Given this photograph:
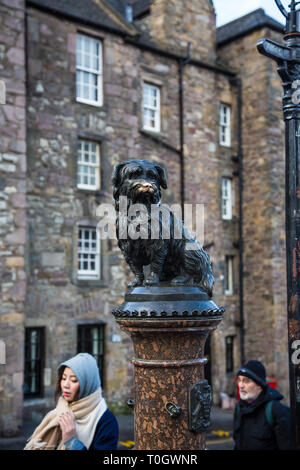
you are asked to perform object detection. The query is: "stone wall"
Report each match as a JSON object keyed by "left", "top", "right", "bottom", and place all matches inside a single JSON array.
[
  {"left": 24, "top": 2, "right": 233, "bottom": 413},
  {"left": 139, "top": 0, "right": 216, "bottom": 62},
  {"left": 0, "top": 0, "right": 26, "bottom": 436},
  {"left": 218, "top": 27, "right": 288, "bottom": 400},
  {"left": 25, "top": 6, "right": 188, "bottom": 410}
]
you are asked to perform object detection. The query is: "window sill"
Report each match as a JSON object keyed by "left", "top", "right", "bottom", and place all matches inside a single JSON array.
[
  {"left": 141, "top": 127, "right": 162, "bottom": 136},
  {"left": 23, "top": 398, "right": 46, "bottom": 407},
  {"left": 76, "top": 187, "right": 101, "bottom": 194},
  {"left": 76, "top": 98, "right": 103, "bottom": 108},
  {"left": 219, "top": 143, "right": 232, "bottom": 149},
  {"left": 139, "top": 128, "right": 179, "bottom": 154},
  {"left": 72, "top": 278, "right": 109, "bottom": 288}
]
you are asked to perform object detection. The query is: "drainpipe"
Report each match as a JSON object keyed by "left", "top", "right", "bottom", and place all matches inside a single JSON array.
[
  {"left": 236, "top": 77, "right": 245, "bottom": 365},
  {"left": 178, "top": 43, "right": 191, "bottom": 220},
  {"left": 231, "top": 76, "right": 244, "bottom": 365}
]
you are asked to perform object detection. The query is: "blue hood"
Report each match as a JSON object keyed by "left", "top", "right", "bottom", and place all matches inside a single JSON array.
[{"left": 58, "top": 353, "right": 101, "bottom": 399}]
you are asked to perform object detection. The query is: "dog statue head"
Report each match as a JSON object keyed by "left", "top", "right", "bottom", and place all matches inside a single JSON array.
[{"left": 112, "top": 159, "right": 168, "bottom": 206}]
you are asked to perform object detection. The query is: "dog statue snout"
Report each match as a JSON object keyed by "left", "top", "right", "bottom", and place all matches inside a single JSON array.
[{"left": 135, "top": 182, "right": 154, "bottom": 193}]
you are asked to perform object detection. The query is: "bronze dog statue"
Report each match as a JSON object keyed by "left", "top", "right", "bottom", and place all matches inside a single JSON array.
[{"left": 112, "top": 159, "right": 214, "bottom": 296}]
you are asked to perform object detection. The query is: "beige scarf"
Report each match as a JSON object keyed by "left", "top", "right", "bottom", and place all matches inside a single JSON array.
[{"left": 24, "top": 388, "right": 107, "bottom": 450}]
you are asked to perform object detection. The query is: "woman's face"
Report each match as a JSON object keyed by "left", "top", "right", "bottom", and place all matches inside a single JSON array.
[{"left": 60, "top": 367, "right": 80, "bottom": 402}]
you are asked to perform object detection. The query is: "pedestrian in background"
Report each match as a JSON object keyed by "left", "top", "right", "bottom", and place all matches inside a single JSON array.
[
  {"left": 233, "top": 360, "right": 291, "bottom": 450},
  {"left": 24, "top": 353, "right": 119, "bottom": 450}
]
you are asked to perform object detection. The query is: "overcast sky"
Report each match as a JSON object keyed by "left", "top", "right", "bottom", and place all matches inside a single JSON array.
[{"left": 214, "top": 0, "right": 285, "bottom": 26}]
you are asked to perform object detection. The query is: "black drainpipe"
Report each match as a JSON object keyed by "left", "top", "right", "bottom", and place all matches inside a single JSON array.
[
  {"left": 236, "top": 77, "right": 245, "bottom": 365},
  {"left": 178, "top": 43, "right": 191, "bottom": 220}
]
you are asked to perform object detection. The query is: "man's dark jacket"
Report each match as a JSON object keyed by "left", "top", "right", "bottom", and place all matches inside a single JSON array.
[{"left": 233, "top": 386, "right": 291, "bottom": 450}]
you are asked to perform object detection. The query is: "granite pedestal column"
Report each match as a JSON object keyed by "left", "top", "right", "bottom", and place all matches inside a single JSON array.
[{"left": 113, "top": 285, "right": 224, "bottom": 450}]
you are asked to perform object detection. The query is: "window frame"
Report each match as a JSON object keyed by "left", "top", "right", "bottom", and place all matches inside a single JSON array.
[
  {"left": 77, "top": 139, "right": 101, "bottom": 191},
  {"left": 24, "top": 327, "right": 45, "bottom": 398},
  {"left": 219, "top": 103, "right": 231, "bottom": 147},
  {"left": 142, "top": 82, "right": 161, "bottom": 133},
  {"left": 77, "top": 323, "right": 105, "bottom": 387},
  {"left": 76, "top": 33, "right": 103, "bottom": 107},
  {"left": 225, "top": 255, "right": 234, "bottom": 296},
  {"left": 221, "top": 177, "right": 233, "bottom": 220},
  {"left": 225, "top": 335, "right": 235, "bottom": 373},
  {"left": 77, "top": 225, "right": 101, "bottom": 280}
]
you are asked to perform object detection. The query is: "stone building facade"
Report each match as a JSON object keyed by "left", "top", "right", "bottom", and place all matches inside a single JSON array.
[
  {"left": 0, "top": 0, "right": 288, "bottom": 436},
  {"left": 0, "top": 0, "right": 27, "bottom": 437}
]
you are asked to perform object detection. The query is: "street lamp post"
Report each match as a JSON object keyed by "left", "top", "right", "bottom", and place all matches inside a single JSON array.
[{"left": 257, "top": 0, "right": 300, "bottom": 449}]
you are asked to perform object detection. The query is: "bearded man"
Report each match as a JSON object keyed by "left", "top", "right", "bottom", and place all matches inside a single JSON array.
[{"left": 233, "top": 360, "right": 291, "bottom": 450}]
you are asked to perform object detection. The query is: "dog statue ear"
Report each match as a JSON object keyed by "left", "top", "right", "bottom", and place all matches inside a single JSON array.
[
  {"left": 111, "top": 161, "right": 130, "bottom": 187},
  {"left": 154, "top": 164, "right": 168, "bottom": 190}
]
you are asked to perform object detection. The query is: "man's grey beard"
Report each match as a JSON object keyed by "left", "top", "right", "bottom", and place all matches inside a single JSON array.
[{"left": 240, "top": 390, "right": 258, "bottom": 402}]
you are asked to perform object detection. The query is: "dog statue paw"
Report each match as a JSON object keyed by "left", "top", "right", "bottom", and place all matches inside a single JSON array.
[
  {"left": 112, "top": 159, "right": 215, "bottom": 297},
  {"left": 170, "top": 275, "right": 193, "bottom": 286},
  {"left": 128, "top": 275, "right": 144, "bottom": 288},
  {"left": 144, "top": 272, "right": 160, "bottom": 286}
]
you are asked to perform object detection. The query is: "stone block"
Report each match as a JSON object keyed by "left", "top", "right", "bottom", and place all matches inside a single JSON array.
[
  {"left": 0, "top": 312, "right": 24, "bottom": 325},
  {"left": 41, "top": 252, "right": 66, "bottom": 267},
  {"left": 12, "top": 372, "right": 23, "bottom": 390},
  {"left": 5, "top": 257, "right": 24, "bottom": 268},
  {"left": 5, "top": 228, "right": 26, "bottom": 245},
  {"left": 0, "top": 80, "right": 5, "bottom": 105},
  {"left": 0, "top": 163, "right": 16, "bottom": 172},
  {"left": 10, "top": 193, "right": 26, "bottom": 208},
  {"left": 7, "top": 47, "right": 25, "bottom": 66},
  {"left": 3, "top": 153, "right": 19, "bottom": 163}
]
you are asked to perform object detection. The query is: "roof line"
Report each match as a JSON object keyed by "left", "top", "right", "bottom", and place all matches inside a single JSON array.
[
  {"left": 217, "top": 8, "right": 284, "bottom": 47},
  {"left": 96, "top": 0, "right": 139, "bottom": 35},
  {"left": 26, "top": 0, "right": 136, "bottom": 38},
  {"left": 125, "top": 36, "right": 236, "bottom": 77}
]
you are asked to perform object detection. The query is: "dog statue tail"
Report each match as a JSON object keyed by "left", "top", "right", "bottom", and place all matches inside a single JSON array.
[{"left": 184, "top": 240, "right": 214, "bottom": 297}]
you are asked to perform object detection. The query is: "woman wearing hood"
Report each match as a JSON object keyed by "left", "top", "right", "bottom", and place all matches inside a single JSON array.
[{"left": 24, "top": 353, "right": 119, "bottom": 450}]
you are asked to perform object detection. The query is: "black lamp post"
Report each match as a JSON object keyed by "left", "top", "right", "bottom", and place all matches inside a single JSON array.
[{"left": 257, "top": 0, "right": 300, "bottom": 450}]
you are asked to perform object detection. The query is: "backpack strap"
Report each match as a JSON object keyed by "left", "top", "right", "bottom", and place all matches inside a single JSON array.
[
  {"left": 265, "top": 400, "right": 274, "bottom": 427},
  {"left": 236, "top": 400, "right": 274, "bottom": 426}
]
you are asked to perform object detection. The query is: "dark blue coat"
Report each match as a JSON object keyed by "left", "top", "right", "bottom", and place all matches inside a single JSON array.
[
  {"left": 65, "top": 409, "right": 119, "bottom": 450},
  {"left": 233, "top": 386, "right": 291, "bottom": 450}
]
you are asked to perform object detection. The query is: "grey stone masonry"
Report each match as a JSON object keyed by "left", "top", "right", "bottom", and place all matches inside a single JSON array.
[{"left": 0, "top": 0, "right": 26, "bottom": 437}]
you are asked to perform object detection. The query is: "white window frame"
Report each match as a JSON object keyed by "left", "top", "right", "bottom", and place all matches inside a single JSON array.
[
  {"left": 221, "top": 177, "right": 232, "bottom": 220},
  {"left": 219, "top": 104, "right": 231, "bottom": 147},
  {"left": 225, "top": 256, "right": 234, "bottom": 296},
  {"left": 77, "top": 140, "right": 100, "bottom": 191},
  {"left": 142, "top": 82, "right": 161, "bottom": 132},
  {"left": 77, "top": 226, "right": 101, "bottom": 280},
  {"left": 76, "top": 34, "right": 103, "bottom": 106}
]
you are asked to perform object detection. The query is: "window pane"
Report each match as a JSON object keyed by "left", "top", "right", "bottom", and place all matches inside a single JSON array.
[
  {"left": 219, "top": 104, "right": 231, "bottom": 146},
  {"left": 77, "top": 325, "right": 105, "bottom": 386},
  {"left": 77, "top": 140, "right": 100, "bottom": 189},
  {"left": 24, "top": 328, "right": 44, "bottom": 397},
  {"left": 225, "top": 256, "right": 234, "bottom": 295},
  {"left": 143, "top": 84, "right": 160, "bottom": 131},
  {"left": 222, "top": 178, "right": 232, "bottom": 220},
  {"left": 226, "top": 336, "right": 234, "bottom": 373},
  {"left": 76, "top": 34, "right": 102, "bottom": 104},
  {"left": 77, "top": 226, "right": 100, "bottom": 279}
]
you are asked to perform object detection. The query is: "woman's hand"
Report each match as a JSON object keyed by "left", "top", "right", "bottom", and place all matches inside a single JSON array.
[{"left": 58, "top": 412, "right": 77, "bottom": 443}]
